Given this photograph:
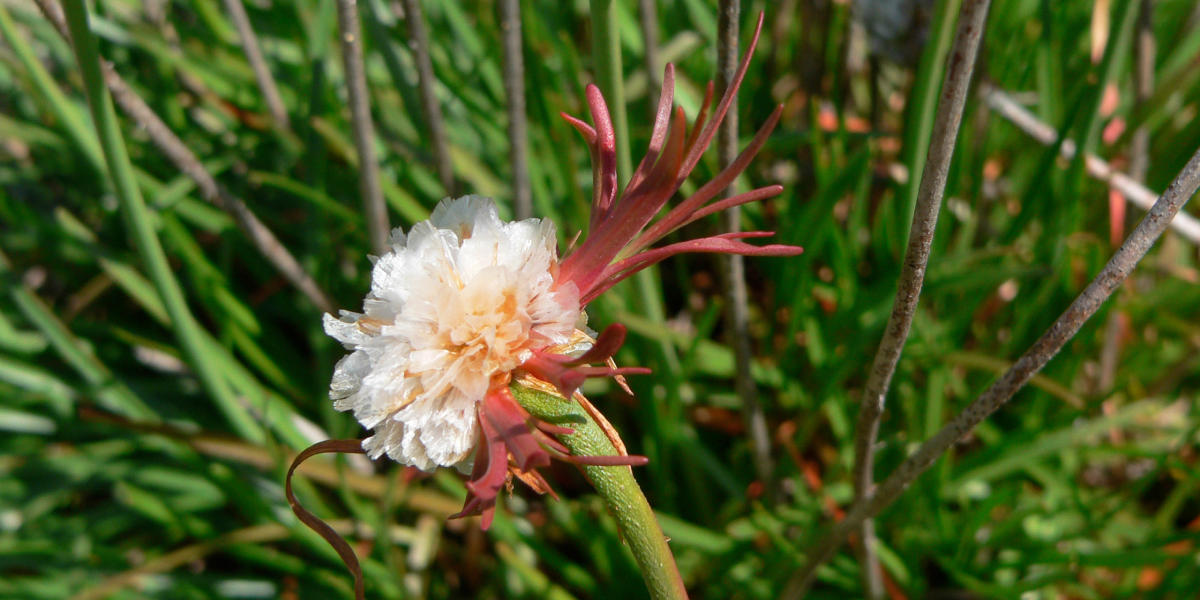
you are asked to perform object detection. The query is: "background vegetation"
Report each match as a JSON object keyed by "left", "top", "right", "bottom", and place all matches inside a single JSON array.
[{"left": 2, "top": 0, "right": 1199, "bottom": 598}]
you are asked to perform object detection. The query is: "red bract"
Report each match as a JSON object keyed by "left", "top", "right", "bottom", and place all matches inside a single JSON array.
[
  {"left": 453, "top": 12, "right": 799, "bottom": 529},
  {"left": 452, "top": 373, "right": 649, "bottom": 529},
  {"left": 558, "top": 12, "right": 802, "bottom": 305},
  {"left": 521, "top": 323, "right": 649, "bottom": 399},
  {"left": 453, "top": 387, "right": 556, "bottom": 530}
]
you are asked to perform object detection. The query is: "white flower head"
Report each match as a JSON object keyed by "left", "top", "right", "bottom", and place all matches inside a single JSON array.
[
  {"left": 324, "top": 196, "right": 581, "bottom": 470},
  {"left": 302, "top": 13, "right": 798, "bottom": 552},
  {"left": 320, "top": 18, "right": 797, "bottom": 529}
]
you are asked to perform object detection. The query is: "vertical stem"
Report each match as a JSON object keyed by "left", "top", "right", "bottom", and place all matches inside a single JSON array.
[
  {"left": 1130, "top": 0, "right": 1152, "bottom": 184},
  {"left": 222, "top": 0, "right": 290, "bottom": 130},
  {"left": 638, "top": 0, "right": 661, "bottom": 111},
  {"left": 500, "top": 0, "right": 531, "bottom": 219},
  {"left": 898, "top": 0, "right": 963, "bottom": 242},
  {"left": 401, "top": 0, "right": 456, "bottom": 198},
  {"left": 335, "top": 0, "right": 389, "bottom": 254},
  {"left": 512, "top": 386, "right": 688, "bottom": 600},
  {"left": 714, "top": 0, "right": 774, "bottom": 500},
  {"left": 1097, "top": 298, "right": 1124, "bottom": 392},
  {"left": 849, "top": 1, "right": 991, "bottom": 597},
  {"left": 589, "top": 0, "right": 632, "bottom": 181},
  {"left": 60, "top": 0, "right": 261, "bottom": 442},
  {"left": 786, "top": 144, "right": 1200, "bottom": 598},
  {"left": 1101, "top": 0, "right": 1154, "bottom": 392}
]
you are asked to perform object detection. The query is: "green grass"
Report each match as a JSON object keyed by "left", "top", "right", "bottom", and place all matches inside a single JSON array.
[{"left": 2, "top": 0, "right": 1200, "bottom": 598}]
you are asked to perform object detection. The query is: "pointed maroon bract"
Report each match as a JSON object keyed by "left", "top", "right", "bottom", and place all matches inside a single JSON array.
[{"left": 557, "top": 12, "right": 802, "bottom": 305}]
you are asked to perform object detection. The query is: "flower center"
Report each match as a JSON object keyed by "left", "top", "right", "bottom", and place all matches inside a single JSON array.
[{"left": 406, "top": 265, "right": 536, "bottom": 401}]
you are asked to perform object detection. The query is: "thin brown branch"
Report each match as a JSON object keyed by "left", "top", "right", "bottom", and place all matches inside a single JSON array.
[
  {"left": 980, "top": 84, "right": 1200, "bottom": 243},
  {"left": 34, "top": 0, "right": 335, "bottom": 313},
  {"left": 849, "top": 2, "right": 992, "bottom": 596},
  {"left": 500, "top": 0, "right": 530, "bottom": 219},
  {"left": 221, "top": 0, "right": 290, "bottom": 130},
  {"left": 401, "top": 0, "right": 455, "bottom": 197},
  {"left": 783, "top": 144, "right": 1200, "bottom": 598},
  {"left": 336, "top": 0, "right": 389, "bottom": 254},
  {"left": 715, "top": 1, "right": 774, "bottom": 503}
]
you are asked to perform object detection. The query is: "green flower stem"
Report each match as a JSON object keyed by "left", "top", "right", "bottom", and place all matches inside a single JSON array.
[
  {"left": 62, "top": 0, "right": 263, "bottom": 443},
  {"left": 511, "top": 385, "right": 687, "bottom": 600}
]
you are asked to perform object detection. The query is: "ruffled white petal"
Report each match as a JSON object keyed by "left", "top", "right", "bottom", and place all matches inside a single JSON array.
[
  {"left": 323, "top": 312, "right": 368, "bottom": 347},
  {"left": 325, "top": 196, "right": 581, "bottom": 470},
  {"left": 329, "top": 350, "right": 370, "bottom": 401}
]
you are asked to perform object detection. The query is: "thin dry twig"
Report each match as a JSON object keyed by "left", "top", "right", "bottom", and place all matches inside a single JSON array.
[
  {"left": 34, "top": 0, "right": 335, "bottom": 313},
  {"left": 849, "top": 2, "right": 992, "bottom": 596},
  {"left": 400, "top": 0, "right": 455, "bottom": 197},
  {"left": 500, "top": 0, "right": 530, "bottom": 219},
  {"left": 221, "top": 0, "right": 290, "bottom": 130},
  {"left": 336, "top": 0, "right": 389, "bottom": 254},
  {"left": 784, "top": 144, "right": 1200, "bottom": 598},
  {"left": 714, "top": 0, "right": 774, "bottom": 501},
  {"left": 980, "top": 84, "right": 1200, "bottom": 243}
]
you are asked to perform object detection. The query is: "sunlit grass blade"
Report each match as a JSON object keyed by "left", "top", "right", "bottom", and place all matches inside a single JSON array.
[{"left": 61, "top": 0, "right": 263, "bottom": 443}]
